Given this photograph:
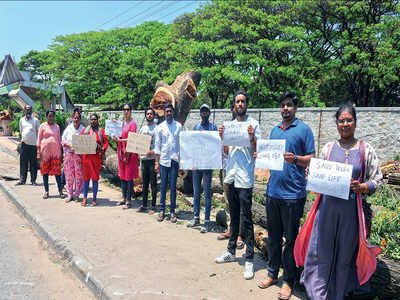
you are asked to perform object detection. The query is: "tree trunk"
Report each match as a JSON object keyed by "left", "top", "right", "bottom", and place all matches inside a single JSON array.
[{"left": 150, "top": 70, "right": 201, "bottom": 124}]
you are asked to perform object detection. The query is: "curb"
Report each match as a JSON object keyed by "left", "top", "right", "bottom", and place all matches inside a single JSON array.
[{"left": 0, "top": 180, "right": 111, "bottom": 300}]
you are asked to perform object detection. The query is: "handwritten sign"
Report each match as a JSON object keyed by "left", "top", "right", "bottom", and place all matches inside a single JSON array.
[
  {"left": 126, "top": 132, "right": 152, "bottom": 154},
  {"left": 306, "top": 158, "right": 353, "bottom": 200},
  {"left": 255, "top": 139, "right": 285, "bottom": 171},
  {"left": 105, "top": 120, "right": 123, "bottom": 137},
  {"left": 72, "top": 135, "right": 97, "bottom": 154},
  {"left": 222, "top": 121, "right": 251, "bottom": 147},
  {"left": 180, "top": 131, "right": 222, "bottom": 170}
]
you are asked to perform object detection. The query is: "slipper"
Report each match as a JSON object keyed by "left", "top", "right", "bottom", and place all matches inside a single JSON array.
[
  {"left": 116, "top": 200, "right": 126, "bottom": 206},
  {"left": 278, "top": 283, "right": 292, "bottom": 300},
  {"left": 217, "top": 232, "right": 230, "bottom": 240},
  {"left": 257, "top": 277, "right": 278, "bottom": 289},
  {"left": 236, "top": 240, "right": 244, "bottom": 249}
]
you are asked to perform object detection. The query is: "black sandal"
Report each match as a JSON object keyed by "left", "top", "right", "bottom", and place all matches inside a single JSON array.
[{"left": 122, "top": 202, "right": 131, "bottom": 209}]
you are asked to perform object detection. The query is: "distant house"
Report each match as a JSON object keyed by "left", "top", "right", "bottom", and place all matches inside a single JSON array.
[{"left": 0, "top": 54, "right": 74, "bottom": 111}]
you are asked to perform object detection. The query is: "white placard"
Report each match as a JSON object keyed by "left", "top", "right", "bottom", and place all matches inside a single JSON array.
[
  {"left": 179, "top": 131, "right": 222, "bottom": 170},
  {"left": 222, "top": 121, "right": 251, "bottom": 147},
  {"left": 105, "top": 120, "right": 123, "bottom": 137},
  {"left": 306, "top": 158, "right": 353, "bottom": 200},
  {"left": 72, "top": 134, "right": 97, "bottom": 154},
  {"left": 126, "top": 132, "right": 152, "bottom": 154},
  {"left": 255, "top": 139, "right": 285, "bottom": 171}
]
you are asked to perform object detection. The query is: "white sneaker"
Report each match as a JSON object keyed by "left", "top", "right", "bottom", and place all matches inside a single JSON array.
[
  {"left": 215, "top": 251, "right": 236, "bottom": 264},
  {"left": 243, "top": 261, "right": 254, "bottom": 280}
]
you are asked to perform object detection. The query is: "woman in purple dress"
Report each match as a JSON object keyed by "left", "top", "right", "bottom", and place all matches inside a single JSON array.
[{"left": 297, "top": 104, "right": 382, "bottom": 300}]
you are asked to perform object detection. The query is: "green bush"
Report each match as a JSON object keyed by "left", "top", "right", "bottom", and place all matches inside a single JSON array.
[{"left": 368, "top": 184, "right": 400, "bottom": 261}]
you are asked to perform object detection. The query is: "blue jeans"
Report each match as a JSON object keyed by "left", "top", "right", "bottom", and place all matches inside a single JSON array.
[
  {"left": 192, "top": 170, "right": 212, "bottom": 221},
  {"left": 159, "top": 160, "right": 179, "bottom": 213}
]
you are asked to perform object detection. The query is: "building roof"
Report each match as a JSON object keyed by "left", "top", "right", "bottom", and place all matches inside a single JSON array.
[{"left": 0, "top": 55, "right": 24, "bottom": 87}]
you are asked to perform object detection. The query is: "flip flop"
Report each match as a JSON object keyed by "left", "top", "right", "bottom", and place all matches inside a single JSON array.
[
  {"left": 278, "top": 283, "right": 292, "bottom": 300},
  {"left": 257, "top": 277, "right": 278, "bottom": 289}
]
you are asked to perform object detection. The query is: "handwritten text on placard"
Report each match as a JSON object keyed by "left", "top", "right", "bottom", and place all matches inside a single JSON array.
[
  {"left": 72, "top": 134, "right": 97, "bottom": 154},
  {"left": 306, "top": 158, "right": 353, "bottom": 200},
  {"left": 105, "top": 120, "right": 123, "bottom": 137},
  {"left": 126, "top": 132, "right": 152, "bottom": 154},
  {"left": 222, "top": 121, "right": 251, "bottom": 147},
  {"left": 255, "top": 139, "right": 285, "bottom": 171},
  {"left": 180, "top": 131, "right": 222, "bottom": 170}
]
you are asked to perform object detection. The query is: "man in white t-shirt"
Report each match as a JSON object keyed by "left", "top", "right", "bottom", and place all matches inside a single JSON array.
[{"left": 17, "top": 105, "right": 40, "bottom": 185}]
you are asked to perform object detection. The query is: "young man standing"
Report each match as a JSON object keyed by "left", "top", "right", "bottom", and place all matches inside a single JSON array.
[
  {"left": 257, "top": 92, "right": 315, "bottom": 300},
  {"left": 215, "top": 91, "right": 261, "bottom": 280},
  {"left": 154, "top": 104, "right": 182, "bottom": 223},
  {"left": 17, "top": 105, "right": 40, "bottom": 185},
  {"left": 138, "top": 107, "right": 158, "bottom": 214},
  {"left": 187, "top": 104, "right": 217, "bottom": 233}
]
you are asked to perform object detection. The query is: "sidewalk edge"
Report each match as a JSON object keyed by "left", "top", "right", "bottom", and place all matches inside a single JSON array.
[{"left": 0, "top": 180, "right": 111, "bottom": 300}]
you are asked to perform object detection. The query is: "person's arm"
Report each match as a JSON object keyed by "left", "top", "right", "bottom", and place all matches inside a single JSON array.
[
  {"left": 36, "top": 124, "right": 43, "bottom": 158},
  {"left": 284, "top": 152, "right": 315, "bottom": 168},
  {"left": 102, "top": 128, "right": 109, "bottom": 152},
  {"left": 19, "top": 118, "right": 22, "bottom": 141},
  {"left": 154, "top": 126, "right": 161, "bottom": 173}
]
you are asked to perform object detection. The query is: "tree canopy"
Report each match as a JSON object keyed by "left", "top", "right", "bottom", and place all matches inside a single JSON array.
[{"left": 18, "top": 0, "right": 400, "bottom": 108}]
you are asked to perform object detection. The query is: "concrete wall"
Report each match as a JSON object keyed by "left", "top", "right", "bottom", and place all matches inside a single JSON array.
[{"left": 93, "top": 107, "right": 400, "bottom": 161}]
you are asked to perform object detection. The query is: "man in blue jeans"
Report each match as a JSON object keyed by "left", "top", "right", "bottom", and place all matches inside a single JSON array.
[
  {"left": 257, "top": 92, "right": 315, "bottom": 299},
  {"left": 187, "top": 104, "right": 218, "bottom": 233},
  {"left": 154, "top": 104, "right": 183, "bottom": 223}
]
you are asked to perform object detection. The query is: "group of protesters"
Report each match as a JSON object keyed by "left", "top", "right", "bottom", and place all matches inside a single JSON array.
[{"left": 16, "top": 90, "right": 383, "bottom": 300}]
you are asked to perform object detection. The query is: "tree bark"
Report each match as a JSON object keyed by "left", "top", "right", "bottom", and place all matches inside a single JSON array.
[{"left": 150, "top": 70, "right": 201, "bottom": 124}]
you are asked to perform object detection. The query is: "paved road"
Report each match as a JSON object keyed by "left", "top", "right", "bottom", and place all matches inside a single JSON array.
[{"left": 0, "top": 191, "right": 94, "bottom": 300}]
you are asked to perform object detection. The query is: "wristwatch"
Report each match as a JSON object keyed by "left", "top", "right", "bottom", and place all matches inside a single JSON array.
[{"left": 293, "top": 155, "right": 298, "bottom": 165}]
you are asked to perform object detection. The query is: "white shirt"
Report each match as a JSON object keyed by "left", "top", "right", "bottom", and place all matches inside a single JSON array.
[
  {"left": 19, "top": 116, "right": 40, "bottom": 146},
  {"left": 61, "top": 123, "right": 84, "bottom": 154},
  {"left": 154, "top": 119, "right": 182, "bottom": 167},
  {"left": 224, "top": 116, "right": 261, "bottom": 189}
]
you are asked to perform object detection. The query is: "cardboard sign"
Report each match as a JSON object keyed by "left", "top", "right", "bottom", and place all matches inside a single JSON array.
[
  {"left": 72, "top": 134, "right": 97, "bottom": 154},
  {"left": 255, "top": 139, "right": 285, "bottom": 171},
  {"left": 306, "top": 158, "right": 353, "bottom": 200},
  {"left": 126, "top": 132, "right": 152, "bottom": 154},
  {"left": 222, "top": 121, "right": 251, "bottom": 147},
  {"left": 105, "top": 120, "right": 122, "bottom": 137},
  {"left": 180, "top": 131, "right": 222, "bottom": 170}
]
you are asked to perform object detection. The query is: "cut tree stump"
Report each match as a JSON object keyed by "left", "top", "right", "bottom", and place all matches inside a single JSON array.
[{"left": 150, "top": 70, "right": 201, "bottom": 124}]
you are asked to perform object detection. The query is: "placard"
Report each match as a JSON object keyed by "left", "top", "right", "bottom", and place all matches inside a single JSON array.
[
  {"left": 306, "top": 158, "right": 353, "bottom": 200},
  {"left": 105, "top": 120, "right": 123, "bottom": 137},
  {"left": 72, "top": 134, "right": 97, "bottom": 154},
  {"left": 255, "top": 139, "right": 285, "bottom": 171},
  {"left": 180, "top": 131, "right": 222, "bottom": 170},
  {"left": 126, "top": 132, "right": 152, "bottom": 154},
  {"left": 222, "top": 121, "right": 251, "bottom": 147}
]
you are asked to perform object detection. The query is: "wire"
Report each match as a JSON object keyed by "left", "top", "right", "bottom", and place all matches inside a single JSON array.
[
  {"left": 125, "top": 1, "right": 181, "bottom": 27},
  {"left": 97, "top": 2, "right": 142, "bottom": 30},
  {"left": 156, "top": 1, "right": 198, "bottom": 23},
  {"left": 114, "top": 0, "right": 163, "bottom": 28}
]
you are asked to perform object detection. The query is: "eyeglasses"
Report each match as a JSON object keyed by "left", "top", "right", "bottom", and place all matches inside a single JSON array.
[
  {"left": 337, "top": 118, "right": 354, "bottom": 124},
  {"left": 123, "top": 108, "right": 131, "bottom": 111}
]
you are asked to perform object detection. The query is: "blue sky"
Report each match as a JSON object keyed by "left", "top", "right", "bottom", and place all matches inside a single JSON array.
[{"left": 1, "top": 1, "right": 205, "bottom": 62}]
